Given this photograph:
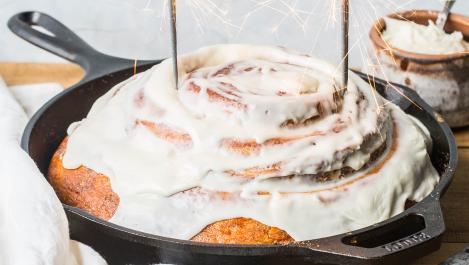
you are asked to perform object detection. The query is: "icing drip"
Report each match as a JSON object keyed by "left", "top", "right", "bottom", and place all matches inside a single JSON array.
[{"left": 62, "top": 44, "right": 439, "bottom": 240}]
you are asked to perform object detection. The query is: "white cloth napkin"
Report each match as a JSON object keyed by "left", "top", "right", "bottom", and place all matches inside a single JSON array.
[
  {"left": 9, "top": 83, "right": 64, "bottom": 118},
  {"left": 0, "top": 76, "right": 107, "bottom": 265}
]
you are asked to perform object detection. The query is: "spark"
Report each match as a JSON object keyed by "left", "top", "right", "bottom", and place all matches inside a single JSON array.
[
  {"left": 134, "top": 59, "right": 138, "bottom": 78},
  {"left": 238, "top": 0, "right": 323, "bottom": 40},
  {"left": 340, "top": 0, "right": 428, "bottom": 113},
  {"left": 107, "top": 0, "right": 447, "bottom": 112},
  {"left": 185, "top": 0, "right": 241, "bottom": 34}
]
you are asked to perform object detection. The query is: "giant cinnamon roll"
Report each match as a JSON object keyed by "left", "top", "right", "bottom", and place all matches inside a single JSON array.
[{"left": 49, "top": 44, "right": 439, "bottom": 244}]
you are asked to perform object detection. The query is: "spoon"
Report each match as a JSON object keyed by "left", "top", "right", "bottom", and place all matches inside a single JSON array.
[{"left": 436, "top": 0, "right": 456, "bottom": 30}]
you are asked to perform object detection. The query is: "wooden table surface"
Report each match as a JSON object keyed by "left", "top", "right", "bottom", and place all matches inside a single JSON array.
[{"left": 1, "top": 63, "right": 468, "bottom": 265}]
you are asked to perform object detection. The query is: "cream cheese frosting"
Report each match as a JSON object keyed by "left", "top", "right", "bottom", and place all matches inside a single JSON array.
[
  {"left": 382, "top": 17, "right": 469, "bottom": 55},
  {"left": 61, "top": 44, "right": 439, "bottom": 241}
]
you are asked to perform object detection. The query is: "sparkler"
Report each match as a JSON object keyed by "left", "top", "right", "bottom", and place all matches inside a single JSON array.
[
  {"left": 156, "top": 0, "right": 427, "bottom": 110},
  {"left": 341, "top": 0, "right": 349, "bottom": 90},
  {"left": 169, "top": 0, "right": 179, "bottom": 89}
]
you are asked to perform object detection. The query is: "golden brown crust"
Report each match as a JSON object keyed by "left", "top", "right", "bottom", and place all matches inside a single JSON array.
[
  {"left": 48, "top": 138, "right": 119, "bottom": 220},
  {"left": 48, "top": 138, "right": 294, "bottom": 244},
  {"left": 48, "top": 135, "right": 412, "bottom": 244},
  {"left": 191, "top": 217, "right": 294, "bottom": 244}
]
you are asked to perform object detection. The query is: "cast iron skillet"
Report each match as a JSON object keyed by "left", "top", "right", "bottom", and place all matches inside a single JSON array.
[{"left": 9, "top": 11, "right": 458, "bottom": 265}]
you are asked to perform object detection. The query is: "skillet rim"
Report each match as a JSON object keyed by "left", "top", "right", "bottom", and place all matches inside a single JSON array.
[{"left": 20, "top": 62, "right": 458, "bottom": 251}]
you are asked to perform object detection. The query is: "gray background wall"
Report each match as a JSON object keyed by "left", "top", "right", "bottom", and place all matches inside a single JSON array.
[{"left": 0, "top": 0, "right": 468, "bottom": 67}]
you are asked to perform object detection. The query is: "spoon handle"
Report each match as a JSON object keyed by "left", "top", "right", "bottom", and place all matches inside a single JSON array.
[{"left": 436, "top": 0, "right": 456, "bottom": 30}]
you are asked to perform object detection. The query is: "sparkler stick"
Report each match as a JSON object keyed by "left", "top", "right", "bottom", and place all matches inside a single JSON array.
[
  {"left": 341, "top": 0, "right": 349, "bottom": 90},
  {"left": 169, "top": 0, "right": 179, "bottom": 89}
]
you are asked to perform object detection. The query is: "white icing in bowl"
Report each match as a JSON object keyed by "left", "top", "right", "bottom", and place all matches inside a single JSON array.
[{"left": 382, "top": 17, "right": 469, "bottom": 55}]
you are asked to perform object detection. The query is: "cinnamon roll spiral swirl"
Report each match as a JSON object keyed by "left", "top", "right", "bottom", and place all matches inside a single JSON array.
[{"left": 49, "top": 44, "right": 438, "bottom": 243}]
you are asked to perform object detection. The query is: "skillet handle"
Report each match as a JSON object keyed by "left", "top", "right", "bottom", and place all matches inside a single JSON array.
[
  {"left": 7, "top": 11, "right": 134, "bottom": 83},
  {"left": 297, "top": 197, "right": 445, "bottom": 264}
]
